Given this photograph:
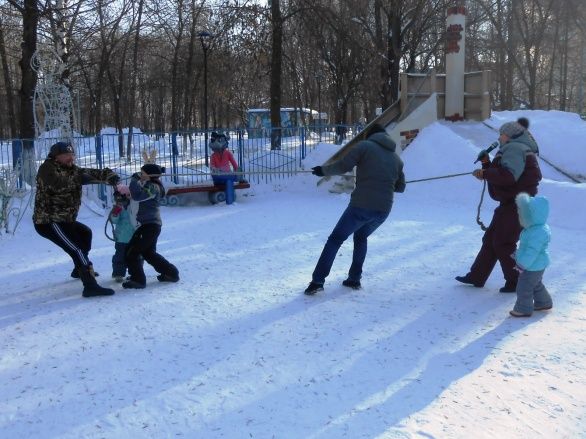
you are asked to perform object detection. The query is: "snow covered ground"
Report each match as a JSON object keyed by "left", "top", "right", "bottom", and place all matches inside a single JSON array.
[{"left": 0, "top": 111, "right": 584, "bottom": 438}]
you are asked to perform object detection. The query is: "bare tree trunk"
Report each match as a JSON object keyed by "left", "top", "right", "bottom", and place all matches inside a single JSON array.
[
  {"left": 106, "top": 44, "right": 129, "bottom": 158},
  {"left": 170, "top": 0, "right": 185, "bottom": 133},
  {"left": 95, "top": 1, "right": 126, "bottom": 138},
  {"left": 270, "top": 0, "right": 282, "bottom": 149},
  {"left": 504, "top": 2, "right": 514, "bottom": 109},
  {"left": 546, "top": 20, "right": 559, "bottom": 110},
  {"left": 127, "top": 0, "right": 145, "bottom": 160},
  {"left": 389, "top": 10, "right": 401, "bottom": 103},
  {"left": 0, "top": 17, "right": 17, "bottom": 138},
  {"left": 374, "top": 0, "right": 388, "bottom": 108},
  {"left": 17, "top": 0, "right": 39, "bottom": 184},
  {"left": 182, "top": 0, "right": 200, "bottom": 135},
  {"left": 559, "top": 5, "right": 570, "bottom": 111}
]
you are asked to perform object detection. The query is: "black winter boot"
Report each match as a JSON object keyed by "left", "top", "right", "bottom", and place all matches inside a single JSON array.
[
  {"left": 157, "top": 273, "right": 179, "bottom": 282},
  {"left": 342, "top": 279, "right": 362, "bottom": 290},
  {"left": 455, "top": 275, "right": 483, "bottom": 288},
  {"left": 499, "top": 283, "right": 517, "bottom": 293},
  {"left": 79, "top": 266, "right": 114, "bottom": 297},
  {"left": 71, "top": 264, "right": 99, "bottom": 279},
  {"left": 122, "top": 280, "right": 146, "bottom": 289},
  {"left": 157, "top": 265, "right": 179, "bottom": 283},
  {"left": 304, "top": 282, "right": 324, "bottom": 295}
]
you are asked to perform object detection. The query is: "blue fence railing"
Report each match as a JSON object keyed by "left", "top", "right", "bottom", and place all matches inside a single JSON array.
[{"left": 0, "top": 124, "right": 363, "bottom": 202}]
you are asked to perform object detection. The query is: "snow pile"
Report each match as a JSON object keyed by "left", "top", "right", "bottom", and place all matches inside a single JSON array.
[{"left": 0, "top": 111, "right": 584, "bottom": 438}]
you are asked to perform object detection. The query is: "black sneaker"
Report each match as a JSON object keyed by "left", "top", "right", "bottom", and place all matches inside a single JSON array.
[
  {"left": 82, "top": 284, "right": 115, "bottom": 297},
  {"left": 122, "top": 280, "right": 146, "bottom": 289},
  {"left": 499, "top": 284, "right": 517, "bottom": 293},
  {"left": 342, "top": 279, "right": 362, "bottom": 290},
  {"left": 304, "top": 282, "right": 324, "bottom": 295},
  {"left": 455, "top": 275, "right": 483, "bottom": 288},
  {"left": 157, "top": 273, "right": 179, "bottom": 283}
]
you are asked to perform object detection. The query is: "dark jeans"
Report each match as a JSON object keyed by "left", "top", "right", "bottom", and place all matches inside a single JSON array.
[
  {"left": 212, "top": 174, "right": 238, "bottom": 204},
  {"left": 312, "top": 206, "right": 389, "bottom": 285},
  {"left": 212, "top": 174, "right": 238, "bottom": 185},
  {"left": 125, "top": 223, "right": 178, "bottom": 285},
  {"left": 35, "top": 221, "right": 92, "bottom": 268}
]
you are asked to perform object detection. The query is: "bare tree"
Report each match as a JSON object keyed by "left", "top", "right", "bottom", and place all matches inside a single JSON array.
[
  {"left": 0, "top": 15, "right": 18, "bottom": 138},
  {"left": 126, "top": 0, "right": 145, "bottom": 159},
  {"left": 6, "top": 0, "right": 42, "bottom": 184}
]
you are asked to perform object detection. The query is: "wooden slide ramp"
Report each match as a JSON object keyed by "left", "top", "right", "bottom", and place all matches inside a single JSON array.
[{"left": 322, "top": 99, "right": 402, "bottom": 166}]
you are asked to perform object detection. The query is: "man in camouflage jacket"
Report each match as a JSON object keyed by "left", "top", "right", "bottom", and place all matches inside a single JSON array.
[{"left": 33, "top": 141, "right": 120, "bottom": 297}]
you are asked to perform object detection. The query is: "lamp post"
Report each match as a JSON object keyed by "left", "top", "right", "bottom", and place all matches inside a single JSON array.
[{"left": 198, "top": 31, "right": 214, "bottom": 166}]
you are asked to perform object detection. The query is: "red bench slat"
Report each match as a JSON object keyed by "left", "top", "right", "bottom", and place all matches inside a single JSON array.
[{"left": 166, "top": 181, "right": 250, "bottom": 196}]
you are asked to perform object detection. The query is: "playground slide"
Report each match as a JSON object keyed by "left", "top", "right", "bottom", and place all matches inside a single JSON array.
[
  {"left": 321, "top": 99, "right": 402, "bottom": 167},
  {"left": 317, "top": 94, "right": 439, "bottom": 187}
]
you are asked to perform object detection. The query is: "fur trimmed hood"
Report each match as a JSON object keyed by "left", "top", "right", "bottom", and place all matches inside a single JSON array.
[{"left": 515, "top": 192, "right": 549, "bottom": 228}]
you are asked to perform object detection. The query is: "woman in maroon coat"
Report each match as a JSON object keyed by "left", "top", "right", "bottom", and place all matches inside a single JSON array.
[{"left": 456, "top": 121, "right": 542, "bottom": 292}]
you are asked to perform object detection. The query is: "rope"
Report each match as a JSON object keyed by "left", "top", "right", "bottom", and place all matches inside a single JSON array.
[
  {"left": 123, "top": 168, "right": 489, "bottom": 230},
  {"left": 476, "top": 179, "right": 488, "bottom": 231},
  {"left": 405, "top": 171, "right": 471, "bottom": 184},
  {"left": 125, "top": 169, "right": 477, "bottom": 181},
  {"left": 104, "top": 214, "right": 116, "bottom": 242},
  {"left": 403, "top": 170, "right": 488, "bottom": 231}
]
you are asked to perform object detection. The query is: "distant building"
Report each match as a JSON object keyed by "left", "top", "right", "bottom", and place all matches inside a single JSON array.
[{"left": 246, "top": 108, "right": 327, "bottom": 138}]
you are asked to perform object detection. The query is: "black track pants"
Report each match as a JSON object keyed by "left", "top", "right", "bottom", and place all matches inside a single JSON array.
[
  {"left": 34, "top": 221, "right": 93, "bottom": 268},
  {"left": 126, "top": 223, "right": 177, "bottom": 284}
]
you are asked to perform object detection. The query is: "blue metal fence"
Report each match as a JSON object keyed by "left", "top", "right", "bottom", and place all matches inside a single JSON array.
[{"left": 0, "top": 124, "right": 361, "bottom": 202}]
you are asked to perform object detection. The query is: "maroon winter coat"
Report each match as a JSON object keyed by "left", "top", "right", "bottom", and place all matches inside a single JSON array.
[
  {"left": 484, "top": 154, "right": 541, "bottom": 203},
  {"left": 467, "top": 137, "right": 542, "bottom": 288}
]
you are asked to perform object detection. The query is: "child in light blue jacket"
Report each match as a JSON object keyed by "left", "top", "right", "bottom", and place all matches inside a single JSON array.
[{"left": 509, "top": 192, "right": 553, "bottom": 317}]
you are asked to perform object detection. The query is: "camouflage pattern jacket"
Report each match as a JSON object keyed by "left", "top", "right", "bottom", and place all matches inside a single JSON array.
[{"left": 33, "top": 159, "right": 118, "bottom": 224}]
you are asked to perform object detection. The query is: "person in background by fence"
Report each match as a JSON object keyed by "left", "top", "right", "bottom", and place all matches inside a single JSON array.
[
  {"left": 304, "top": 124, "right": 406, "bottom": 295},
  {"left": 122, "top": 164, "right": 179, "bottom": 289},
  {"left": 210, "top": 132, "right": 240, "bottom": 185},
  {"left": 33, "top": 141, "right": 120, "bottom": 297},
  {"left": 456, "top": 121, "right": 542, "bottom": 293},
  {"left": 335, "top": 124, "right": 347, "bottom": 144}
]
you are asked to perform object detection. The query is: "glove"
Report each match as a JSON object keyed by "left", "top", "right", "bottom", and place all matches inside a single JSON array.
[
  {"left": 475, "top": 149, "right": 487, "bottom": 161},
  {"left": 107, "top": 171, "right": 120, "bottom": 186},
  {"left": 312, "top": 166, "right": 324, "bottom": 177},
  {"left": 475, "top": 150, "right": 490, "bottom": 164},
  {"left": 472, "top": 169, "right": 484, "bottom": 180}
]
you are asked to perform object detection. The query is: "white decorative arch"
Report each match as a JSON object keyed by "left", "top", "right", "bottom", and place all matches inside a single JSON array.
[{"left": 31, "top": 44, "right": 75, "bottom": 146}]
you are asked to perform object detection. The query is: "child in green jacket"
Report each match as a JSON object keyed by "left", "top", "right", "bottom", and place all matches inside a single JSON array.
[{"left": 110, "top": 185, "right": 137, "bottom": 282}]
